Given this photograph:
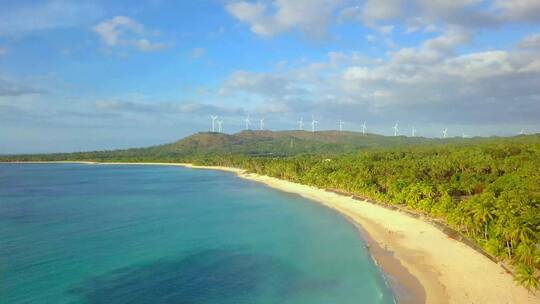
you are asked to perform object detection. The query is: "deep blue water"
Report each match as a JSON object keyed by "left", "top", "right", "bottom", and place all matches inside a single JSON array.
[{"left": 0, "top": 163, "right": 394, "bottom": 303}]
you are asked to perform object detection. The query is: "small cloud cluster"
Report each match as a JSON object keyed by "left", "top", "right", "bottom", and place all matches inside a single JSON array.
[
  {"left": 360, "top": 0, "right": 403, "bottom": 24},
  {"left": 93, "top": 16, "right": 170, "bottom": 52},
  {"left": 95, "top": 100, "right": 244, "bottom": 116},
  {"left": 519, "top": 33, "right": 540, "bottom": 49},
  {"left": 492, "top": 0, "right": 540, "bottom": 23},
  {"left": 0, "top": 78, "right": 46, "bottom": 97},
  {"left": 353, "top": 0, "right": 540, "bottom": 31},
  {"left": 190, "top": 47, "right": 206, "bottom": 59},
  {"left": 225, "top": 0, "right": 342, "bottom": 38},
  {"left": 0, "top": 0, "right": 102, "bottom": 36},
  {"left": 221, "top": 70, "right": 305, "bottom": 98}
]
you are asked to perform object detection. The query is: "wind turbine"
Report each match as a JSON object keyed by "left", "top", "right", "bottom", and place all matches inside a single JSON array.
[
  {"left": 442, "top": 128, "right": 448, "bottom": 138},
  {"left": 462, "top": 132, "right": 468, "bottom": 138},
  {"left": 210, "top": 115, "right": 218, "bottom": 132},
  {"left": 245, "top": 115, "right": 251, "bottom": 130},
  {"left": 339, "top": 120, "right": 345, "bottom": 132},
  {"left": 362, "top": 121, "right": 367, "bottom": 135},
  {"left": 311, "top": 116, "right": 319, "bottom": 133},
  {"left": 217, "top": 120, "right": 223, "bottom": 133},
  {"left": 393, "top": 123, "right": 399, "bottom": 136},
  {"left": 298, "top": 118, "right": 304, "bottom": 130},
  {"left": 259, "top": 118, "right": 265, "bottom": 130},
  {"left": 519, "top": 128, "right": 526, "bottom": 135},
  {"left": 411, "top": 126, "right": 417, "bottom": 137}
]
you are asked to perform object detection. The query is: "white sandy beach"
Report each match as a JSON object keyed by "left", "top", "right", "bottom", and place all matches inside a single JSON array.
[{"left": 4, "top": 161, "right": 539, "bottom": 303}]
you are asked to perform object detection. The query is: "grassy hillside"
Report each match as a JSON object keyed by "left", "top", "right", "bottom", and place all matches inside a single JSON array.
[{"left": 0, "top": 130, "right": 524, "bottom": 162}]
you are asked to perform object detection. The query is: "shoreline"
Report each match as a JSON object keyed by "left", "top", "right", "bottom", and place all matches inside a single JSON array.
[
  {"left": 3, "top": 161, "right": 538, "bottom": 303},
  {"left": 183, "top": 164, "right": 538, "bottom": 304}
]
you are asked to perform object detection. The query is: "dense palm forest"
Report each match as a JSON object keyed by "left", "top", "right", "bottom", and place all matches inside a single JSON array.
[{"left": 2, "top": 132, "right": 539, "bottom": 291}]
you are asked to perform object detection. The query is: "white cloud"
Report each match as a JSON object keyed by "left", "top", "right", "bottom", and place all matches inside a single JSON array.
[
  {"left": 95, "top": 100, "right": 244, "bottom": 116},
  {"left": 520, "top": 59, "right": 540, "bottom": 73},
  {"left": 328, "top": 51, "right": 372, "bottom": 66},
  {"left": 93, "top": 16, "right": 170, "bottom": 52},
  {"left": 225, "top": 2, "right": 271, "bottom": 35},
  {"left": 493, "top": 0, "right": 540, "bottom": 22},
  {"left": 255, "top": 101, "right": 291, "bottom": 114},
  {"left": 354, "top": 0, "right": 501, "bottom": 31},
  {"left": 339, "top": 45, "right": 540, "bottom": 121},
  {"left": 218, "top": 37, "right": 540, "bottom": 125},
  {"left": 390, "top": 47, "right": 442, "bottom": 65},
  {"left": 519, "top": 33, "right": 540, "bottom": 49},
  {"left": 443, "top": 51, "right": 513, "bottom": 78},
  {"left": 361, "top": 0, "right": 403, "bottom": 24},
  {"left": 133, "top": 39, "right": 169, "bottom": 52},
  {"left": 0, "top": 0, "right": 102, "bottom": 36},
  {"left": 224, "top": 0, "right": 540, "bottom": 43},
  {"left": 225, "top": 0, "right": 540, "bottom": 41},
  {"left": 225, "top": 0, "right": 343, "bottom": 37},
  {"left": 386, "top": 29, "right": 471, "bottom": 66},
  {"left": 94, "top": 16, "right": 143, "bottom": 46},
  {"left": 404, "top": 17, "right": 437, "bottom": 33},
  {"left": 222, "top": 70, "right": 305, "bottom": 97},
  {"left": 190, "top": 47, "right": 206, "bottom": 59},
  {"left": 423, "top": 29, "right": 470, "bottom": 51},
  {"left": 378, "top": 24, "right": 394, "bottom": 34},
  {"left": 0, "top": 78, "right": 46, "bottom": 97}
]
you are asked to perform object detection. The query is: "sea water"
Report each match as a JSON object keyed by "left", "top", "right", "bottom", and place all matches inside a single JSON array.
[{"left": 0, "top": 163, "right": 394, "bottom": 303}]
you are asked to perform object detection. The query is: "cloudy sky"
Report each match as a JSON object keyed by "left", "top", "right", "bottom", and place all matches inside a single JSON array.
[{"left": 1, "top": 0, "right": 539, "bottom": 153}]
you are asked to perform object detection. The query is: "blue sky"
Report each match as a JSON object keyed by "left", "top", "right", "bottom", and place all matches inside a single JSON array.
[{"left": 1, "top": 0, "right": 540, "bottom": 153}]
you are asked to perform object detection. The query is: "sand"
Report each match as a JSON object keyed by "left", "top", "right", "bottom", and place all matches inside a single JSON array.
[{"left": 4, "top": 161, "right": 539, "bottom": 303}]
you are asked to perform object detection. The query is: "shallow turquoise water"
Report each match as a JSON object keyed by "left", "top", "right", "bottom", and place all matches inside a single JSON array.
[{"left": 0, "top": 164, "right": 394, "bottom": 303}]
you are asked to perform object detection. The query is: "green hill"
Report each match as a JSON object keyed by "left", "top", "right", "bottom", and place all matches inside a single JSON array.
[{"left": 1, "top": 130, "right": 538, "bottom": 162}]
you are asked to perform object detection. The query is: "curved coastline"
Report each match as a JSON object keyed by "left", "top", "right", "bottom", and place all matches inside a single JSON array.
[
  {"left": 3, "top": 161, "right": 539, "bottom": 303},
  {"left": 180, "top": 163, "right": 538, "bottom": 304}
]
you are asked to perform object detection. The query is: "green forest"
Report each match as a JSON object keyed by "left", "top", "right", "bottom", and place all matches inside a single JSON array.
[{"left": 2, "top": 132, "right": 540, "bottom": 291}]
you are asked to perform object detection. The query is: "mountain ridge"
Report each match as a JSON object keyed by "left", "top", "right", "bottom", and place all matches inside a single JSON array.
[{"left": 1, "top": 130, "right": 538, "bottom": 161}]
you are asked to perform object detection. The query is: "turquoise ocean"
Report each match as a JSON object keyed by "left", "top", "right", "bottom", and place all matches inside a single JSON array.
[{"left": 0, "top": 163, "right": 394, "bottom": 303}]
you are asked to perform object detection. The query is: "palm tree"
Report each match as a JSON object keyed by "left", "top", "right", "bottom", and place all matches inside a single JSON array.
[
  {"left": 516, "top": 242, "right": 535, "bottom": 266},
  {"left": 407, "top": 184, "right": 422, "bottom": 206},
  {"left": 515, "top": 264, "right": 540, "bottom": 292},
  {"left": 473, "top": 197, "right": 494, "bottom": 240},
  {"left": 495, "top": 207, "right": 517, "bottom": 259}
]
